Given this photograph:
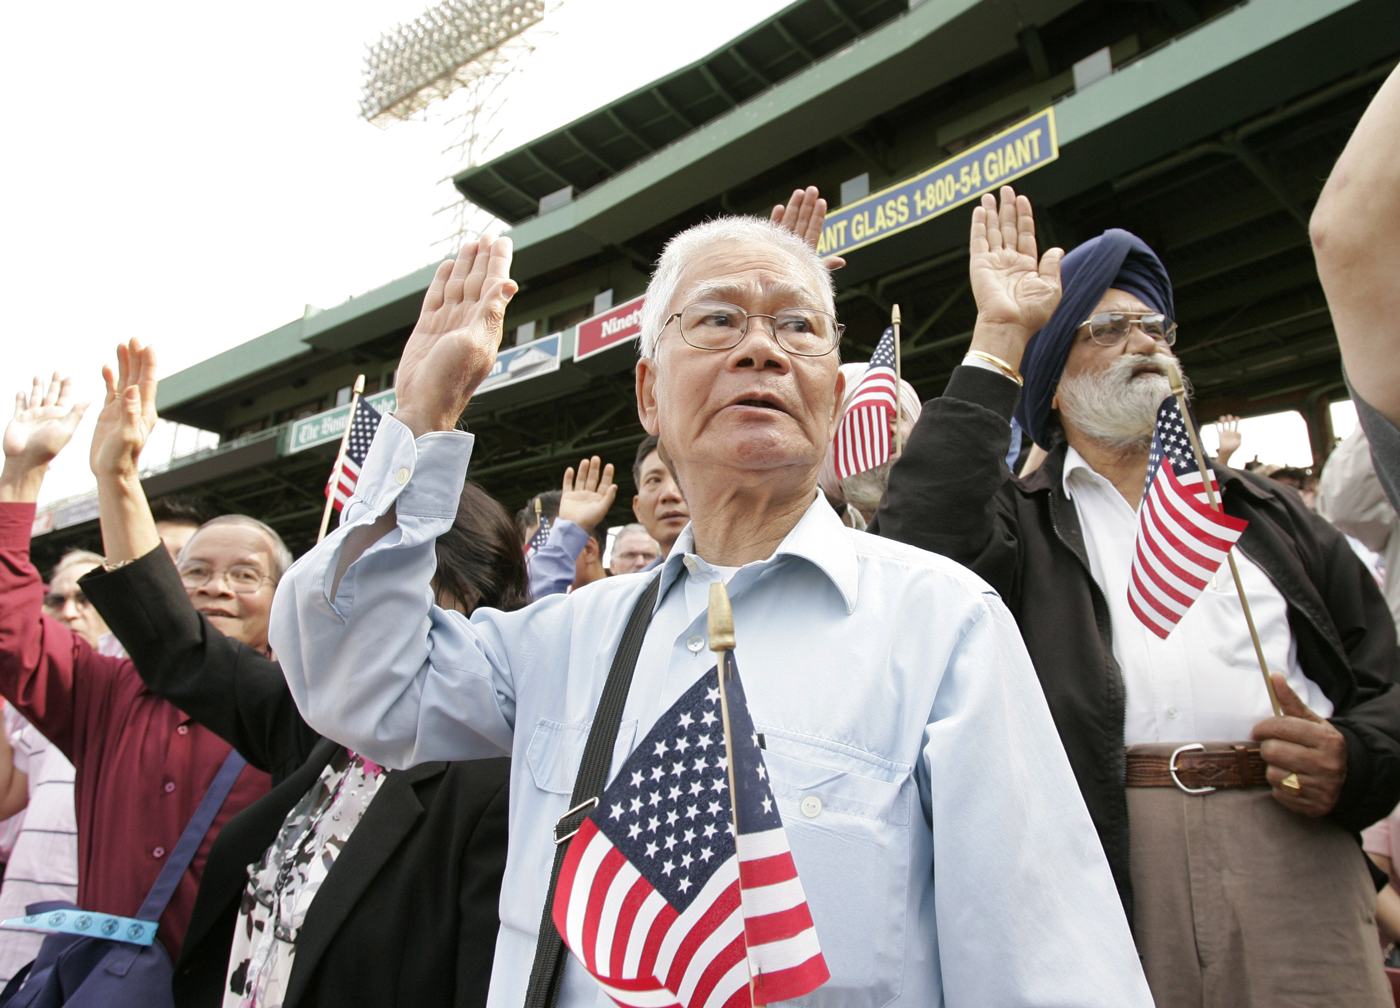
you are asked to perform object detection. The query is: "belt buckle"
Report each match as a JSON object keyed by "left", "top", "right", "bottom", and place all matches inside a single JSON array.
[
  {"left": 553, "top": 796, "right": 599, "bottom": 845},
  {"left": 1169, "top": 743, "right": 1216, "bottom": 795}
]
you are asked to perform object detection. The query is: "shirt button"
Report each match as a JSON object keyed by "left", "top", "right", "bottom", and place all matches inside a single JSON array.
[
  {"left": 396, "top": 467, "right": 411, "bottom": 485},
  {"left": 686, "top": 636, "right": 705, "bottom": 653},
  {"left": 176, "top": 725, "right": 189, "bottom": 736},
  {"left": 1166, "top": 707, "right": 1178, "bottom": 719},
  {"left": 683, "top": 557, "right": 697, "bottom": 572},
  {"left": 163, "top": 782, "right": 176, "bottom": 793},
  {"left": 152, "top": 847, "right": 165, "bottom": 859},
  {"left": 800, "top": 796, "right": 822, "bottom": 818}
]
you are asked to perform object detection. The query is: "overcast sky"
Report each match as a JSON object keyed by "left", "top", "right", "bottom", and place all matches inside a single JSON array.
[{"left": 5, "top": 0, "right": 1328, "bottom": 506}]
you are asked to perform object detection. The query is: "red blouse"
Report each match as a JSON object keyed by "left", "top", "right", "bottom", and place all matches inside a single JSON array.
[{"left": 0, "top": 503, "right": 270, "bottom": 959}]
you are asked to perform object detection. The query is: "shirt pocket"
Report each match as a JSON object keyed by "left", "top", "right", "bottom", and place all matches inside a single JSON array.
[
  {"left": 525, "top": 718, "right": 639, "bottom": 795},
  {"left": 756, "top": 726, "right": 912, "bottom": 1008}
]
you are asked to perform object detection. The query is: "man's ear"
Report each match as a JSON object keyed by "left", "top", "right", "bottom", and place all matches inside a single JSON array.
[
  {"left": 635, "top": 358, "right": 660, "bottom": 435},
  {"left": 632, "top": 495, "right": 644, "bottom": 522},
  {"left": 830, "top": 369, "right": 846, "bottom": 428}
]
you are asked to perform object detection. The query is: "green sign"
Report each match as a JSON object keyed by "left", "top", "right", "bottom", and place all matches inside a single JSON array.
[
  {"left": 287, "top": 388, "right": 397, "bottom": 454},
  {"left": 817, "top": 108, "right": 1058, "bottom": 259}
]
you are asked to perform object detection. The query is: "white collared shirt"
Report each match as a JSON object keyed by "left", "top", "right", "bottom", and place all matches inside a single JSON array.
[
  {"left": 1062, "top": 447, "right": 1332, "bottom": 744},
  {"left": 270, "top": 415, "right": 1151, "bottom": 1008}
]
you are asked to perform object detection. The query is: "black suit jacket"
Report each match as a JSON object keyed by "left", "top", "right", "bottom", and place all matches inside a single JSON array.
[{"left": 82, "top": 547, "right": 509, "bottom": 1008}]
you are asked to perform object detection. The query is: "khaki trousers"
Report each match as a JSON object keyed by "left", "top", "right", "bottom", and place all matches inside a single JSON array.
[{"left": 1127, "top": 743, "right": 1390, "bottom": 1008}]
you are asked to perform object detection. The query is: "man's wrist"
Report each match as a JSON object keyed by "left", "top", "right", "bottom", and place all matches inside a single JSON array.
[
  {"left": 968, "top": 318, "right": 1034, "bottom": 370},
  {"left": 392, "top": 408, "right": 462, "bottom": 440},
  {"left": 0, "top": 461, "right": 47, "bottom": 503}
]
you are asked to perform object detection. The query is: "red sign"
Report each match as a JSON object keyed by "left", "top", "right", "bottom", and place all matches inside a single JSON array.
[{"left": 575, "top": 294, "right": 645, "bottom": 361}]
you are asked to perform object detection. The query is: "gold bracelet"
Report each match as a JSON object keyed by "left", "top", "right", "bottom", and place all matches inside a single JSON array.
[
  {"left": 965, "top": 350, "right": 1024, "bottom": 386},
  {"left": 101, "top": 558, "right": 135, "bottom": 572}
]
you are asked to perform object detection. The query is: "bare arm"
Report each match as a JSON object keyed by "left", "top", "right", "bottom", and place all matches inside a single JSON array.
[
  {"left": 90, "top": 340, "right": 162, "bottom": 564},
  {"left": 1311, "top": 63, "right": 1400, "bottom": 425}
]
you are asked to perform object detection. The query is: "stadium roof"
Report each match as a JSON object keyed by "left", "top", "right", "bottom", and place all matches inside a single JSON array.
[{"left": 451, "top": 0, "right": 909, "bottom": 223}]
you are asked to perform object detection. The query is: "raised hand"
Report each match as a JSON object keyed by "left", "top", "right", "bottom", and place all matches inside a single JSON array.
[
  {"left": 91, "top": 339, "right": 159, "bottom": 480},
  {"left": 3, "top": 374, "right": 88, "bottom": 472},
  {"left": 770, "top": 186, "right": 846, "bottom": 270},
  {"left": 557, "top": 456, "right": 617, "bottom": 532},
  {"left": 1214, "top": 415, "right": 1242, "bottom": 462},
  {"left": 967, "top": 186, "right": 1064, "bottom": 367},
  {"left": 394, "top": 235, "right": 518, "bottom": 438}
]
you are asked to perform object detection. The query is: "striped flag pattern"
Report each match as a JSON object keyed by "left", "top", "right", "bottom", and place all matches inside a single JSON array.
[
  {"left": 552, "top": 661, "right": 828, "bottom": 1007},
  {"left": 1128, "top": 397, "right": 1249, "bottom": 638},
  {"left": 325, "top": 397, "right": 383, "bottom": 511},
  {"left": 833, "top": 328, "right": 898, "bottom": 480}
]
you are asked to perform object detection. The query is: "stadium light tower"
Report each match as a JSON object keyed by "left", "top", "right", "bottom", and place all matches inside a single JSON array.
[
  {"left": 360, "top": 0, "right": 559, "bottom": 249},
  {"left": 360, "top": 0, "right": 549, "bottom": 127}
]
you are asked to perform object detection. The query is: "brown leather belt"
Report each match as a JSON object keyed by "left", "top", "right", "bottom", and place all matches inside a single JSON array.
[{"left": 1126, "top": 744, "right": 1270, "bottom": 793}]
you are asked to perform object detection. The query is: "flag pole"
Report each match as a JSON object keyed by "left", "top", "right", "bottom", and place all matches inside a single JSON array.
[
  {"left": 1164, "top": 362, "right": 1280, "bottom": 717},
  {"left": 317, "top": 374, "right": 365, "bottom": 544},
  {"left": 891, "top": 304, "right": 904, "bottom": 457},
  {"left": 709, "top": 583, "right": 757, "bottom": 1004}
]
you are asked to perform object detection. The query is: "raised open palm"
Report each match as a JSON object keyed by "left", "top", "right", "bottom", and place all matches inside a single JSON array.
[
  {"left": 394, "top": 234, "right": 518, "bottom": 437},
  {"left": 3, "top": 374, "right": 87, "bottom": 469},
  {"left": 969, "top": 186, "right": 1063, "bottom": 335},
  {"left": 557, "top": 456, "right": 617, "bottom": 532},
  {"left": 91, "top": 339, "right": 159, "bottom": 479}
]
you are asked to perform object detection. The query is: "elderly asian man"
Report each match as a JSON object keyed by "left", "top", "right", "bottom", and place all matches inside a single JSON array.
[
  {"left": 874, "top": 186, "right": 1400, "bottom": 1008},
  {"left": 270, "top": 224, "right": 1151, "bottom": 1006}
]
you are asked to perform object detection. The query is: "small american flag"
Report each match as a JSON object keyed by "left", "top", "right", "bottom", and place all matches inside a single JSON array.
[
  {"left": 1128, "top": 397, "right": 1249, "bottom": 639},
  {"left": 326, "top": 398, "right": 383, "bottom": 511},
  {"left": 833, "top": 328, "right": 898, "bottom": 480},
  {"left": 553, "top": 659, "right": 828, "bottom": 1007},
  {"left": 525, "top": 507, "right": 552, "bottom": 559}
]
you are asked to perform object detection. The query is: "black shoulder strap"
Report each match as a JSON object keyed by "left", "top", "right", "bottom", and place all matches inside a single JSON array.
[{"left": 524, "top": 574, "right": 662, "bottom": 1008}]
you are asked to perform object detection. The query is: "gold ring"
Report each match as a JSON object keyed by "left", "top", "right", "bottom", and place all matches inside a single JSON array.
[{"left": 1280, "top": 772, "right": 1302, "bottom": 792}]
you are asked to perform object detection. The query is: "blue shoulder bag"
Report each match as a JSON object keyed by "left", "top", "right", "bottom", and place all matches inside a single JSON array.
[{"left": 0, "top": 749, "right": 246, "bottom": 1008}]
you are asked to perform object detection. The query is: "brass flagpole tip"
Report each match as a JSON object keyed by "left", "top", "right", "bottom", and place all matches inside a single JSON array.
[
  {"left": 708, "top": 582, "right": 735, "bottom": 652},
  {"left": 891, "top": 304, "right": 901, "bottom": 326}
]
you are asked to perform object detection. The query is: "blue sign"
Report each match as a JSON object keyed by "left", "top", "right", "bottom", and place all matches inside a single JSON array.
[
  {"left": 817, "top": 108, "right": 1058, "bottom": 259},
  {"left": 476, "top": 332, "right": 562, "bottom": 395}
]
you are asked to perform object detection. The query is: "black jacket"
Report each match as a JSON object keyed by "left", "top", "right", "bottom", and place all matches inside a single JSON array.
[
  {"left": 81, "top": 547, "right": 509, "bottom": 1008},
  {"left": 872, "top": 365, "right": 1400, "bottom": 914}
]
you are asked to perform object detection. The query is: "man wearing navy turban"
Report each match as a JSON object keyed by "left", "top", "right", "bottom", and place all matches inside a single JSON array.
[{"left": 873, "top": 186, "right": 1400, "bottom": 1008}]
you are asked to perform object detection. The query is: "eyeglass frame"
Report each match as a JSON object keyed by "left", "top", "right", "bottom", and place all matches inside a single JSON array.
[
  {"left": 43, "top": 590, "right": 92, "bottom": 610},
  {"left": 661, "top": 301, "right": 845, "bottom": 357},
  {"left": 177, "top": 561, "right": 276, "bottom": 594},
  {"left": 1077, "top": 310, "right": 1178, "bottom": 347}
]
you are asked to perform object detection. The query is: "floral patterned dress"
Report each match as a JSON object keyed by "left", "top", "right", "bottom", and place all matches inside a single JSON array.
[{"left": 224, "top": 750, "right": 387, "bottom": 1007}]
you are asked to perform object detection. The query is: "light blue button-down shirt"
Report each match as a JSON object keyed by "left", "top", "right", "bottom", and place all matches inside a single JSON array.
[{"left": 270, "top": 415, "right": 1150, "bottom": 1008}]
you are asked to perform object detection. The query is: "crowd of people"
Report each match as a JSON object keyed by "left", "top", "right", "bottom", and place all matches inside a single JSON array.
[{"left": 1, "top": 58, "right": 1400, "bottom": 1008}]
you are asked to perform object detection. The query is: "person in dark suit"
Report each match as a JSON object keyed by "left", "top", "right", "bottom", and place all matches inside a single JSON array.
[{"left": 79, "top": 340, "right": 526, "bottom": 1008}]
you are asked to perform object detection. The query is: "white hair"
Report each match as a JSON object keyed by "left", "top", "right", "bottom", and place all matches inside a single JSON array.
[
  {"left": 638, "top": 216, "right": 836, "bottom": 360},
  {"left": 51, "top": 549, "right": 105, "bottom": 583},
  {"left": 188, "top": 514, "right": 294, "bottom": 581}
]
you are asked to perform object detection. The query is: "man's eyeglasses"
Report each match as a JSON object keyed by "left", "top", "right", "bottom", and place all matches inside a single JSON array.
[
  {"left": 1079, "top": 311, "right": 1177, "bottom": 347},
  {"left": 662, "top": 301, "right": 844, "bottom": 357},
  {"left": 178, "top": 562, "right": 274, "bottom": 594},
  {"left": 43, "top": 590, "right": 90, "bottom": 610}
]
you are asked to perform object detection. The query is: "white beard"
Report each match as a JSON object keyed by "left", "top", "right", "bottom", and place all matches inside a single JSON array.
[
  {"left": 839, "top": 458, "right": 893, "bottom": 515},
  {"left": 1056, "top": 352, "right": 1182, "bottom": 451}
]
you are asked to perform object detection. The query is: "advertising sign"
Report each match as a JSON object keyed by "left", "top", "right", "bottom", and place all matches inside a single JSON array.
[
  {"left": 575, "top": 294, "right": 645, "bottom": 361},
  {"left": 816, "top": 108, "right": 1058, "bottom": 260},
  {"left": 288, "top": 388, "right": 398, "bottom": 454},
  {"left": 476, "top": 332, "right": 562, "bottom": 395}
]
